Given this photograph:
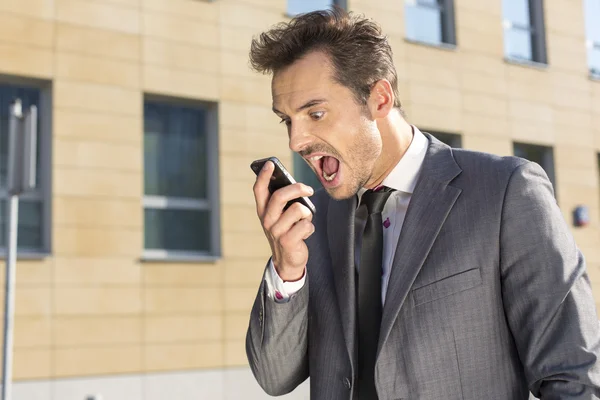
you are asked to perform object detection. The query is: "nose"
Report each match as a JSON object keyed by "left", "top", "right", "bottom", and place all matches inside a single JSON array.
[{"left": 288, "top": 124, "right": 311, "bottom": 153}]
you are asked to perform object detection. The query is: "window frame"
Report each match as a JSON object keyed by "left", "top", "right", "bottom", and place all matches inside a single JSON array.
[
  {"left": 0, "top": 75, "right": 52, "bottom": 258},
  {"left": 142, "top": 94, "right": 221, "bottom": 262},
  {"left": 503, "top": 0, "right": 548, "bottom": 65},
  {"left": 404, "top": 0, "right": 457, "bottom": 48}
]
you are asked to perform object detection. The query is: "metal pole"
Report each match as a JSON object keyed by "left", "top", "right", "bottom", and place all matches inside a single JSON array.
[
  {"left": 1, "top": 100, "right": 23, "bottom": 400},
  {"left": 1, "top": 196, "right": 18, "bottom": 400}
]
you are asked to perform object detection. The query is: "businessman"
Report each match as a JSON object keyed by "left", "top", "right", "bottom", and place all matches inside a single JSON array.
[{"left": 246, "top": 8, "right": 600, "bottom": 399}]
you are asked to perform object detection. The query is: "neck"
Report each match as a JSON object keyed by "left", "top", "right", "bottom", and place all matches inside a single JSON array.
[{"left": 365, "top": 110, "right": 413, "bottom": 190}]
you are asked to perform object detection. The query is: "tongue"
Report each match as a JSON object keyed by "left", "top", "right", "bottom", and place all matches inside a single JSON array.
[{"left": 323, "top": 156, "right": 339, "bottom": 175}]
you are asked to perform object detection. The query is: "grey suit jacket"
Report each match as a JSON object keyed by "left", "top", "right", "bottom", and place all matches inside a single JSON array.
[{"left": 246, "top": 134, "right": 600, "bottom": 399}]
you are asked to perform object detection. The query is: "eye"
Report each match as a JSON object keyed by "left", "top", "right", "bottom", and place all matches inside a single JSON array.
[
  {"left": 279, "top": 118, "right": 291, "bottom": 127},
  {"left": 310, "top": 111, "right": 325, "bottom": 121}
]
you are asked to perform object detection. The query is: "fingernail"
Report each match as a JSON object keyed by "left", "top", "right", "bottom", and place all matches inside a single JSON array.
[
  {"left": 308, "top": 186, "right": 314, "bottom": 195},
  {"left": 263, "top": 162, "right": 270, "bottom": 170}
]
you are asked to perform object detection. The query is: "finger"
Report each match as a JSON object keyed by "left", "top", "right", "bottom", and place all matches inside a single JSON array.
[
  {"left": 280, "top": 219, "right": 315, "bottom": 249},
  {"left": 264, "top": 183, "right": 314, "bottom": 224},
  {"left": 253, "top": 161, "right": 274, "bottom": 218},
  {"left": 270, "top": 202, "right": 313, "bottom": 239},
  {"left": 271, "top": 183, "right": 314, "bottom": 205}
]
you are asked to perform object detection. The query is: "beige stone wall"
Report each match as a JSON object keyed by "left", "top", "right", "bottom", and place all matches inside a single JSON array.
[{"left": 0, "top": 0, "right": 597, "bottom": 382}]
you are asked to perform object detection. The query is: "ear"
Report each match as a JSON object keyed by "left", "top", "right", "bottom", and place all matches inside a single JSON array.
[{"left": 367, "top": 79, "right": 395, "bottom": 119}]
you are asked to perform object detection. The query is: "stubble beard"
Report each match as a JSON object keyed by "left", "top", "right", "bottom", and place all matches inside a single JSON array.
[{"left": 327, "top": 128, "right": 381, "bottom": 201}]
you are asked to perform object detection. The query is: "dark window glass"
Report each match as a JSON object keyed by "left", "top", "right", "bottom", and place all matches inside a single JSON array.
[
  {"left": 432, "top": 132, "right": 462, "bottom": 148},
  {"left": 293, "top": 153, "right": 322, "bottom": 191},
  {"left": 143, "top": 99, "right": 215, "bottom": 254},
  {"left": 514, "top": 142, "right": 556, "bottom": 190},
  {"left": 0, "top": 83, "right": 44, "bottom": 252},
  {"left": 0, "top": 85, "right": 41, "bottom": 189},
  {"left": 144, "top": 208, "right": 210, "bottom": 253},
  {"left": 144, "top": 102, "right": 207, "bottom": 199},
  {"left": 0, "top": 200, "right": 42, "bottom": 250}
]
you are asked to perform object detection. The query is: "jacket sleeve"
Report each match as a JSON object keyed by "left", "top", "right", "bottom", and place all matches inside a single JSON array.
[
  {"left": 264, "top": 258, "right": 307, "bottom": 302},
  {"left": 245, "top": 261, "right": 309, "bottom": 396},
  {"left": 500, "top": 161, "right": 600, "bottom": 398}
]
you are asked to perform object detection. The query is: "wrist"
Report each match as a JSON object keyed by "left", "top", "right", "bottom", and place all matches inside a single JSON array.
[
  {"left": 275, "top": 264, "right": 305, "bottom": 282},
  {"left": 283, "top": 268, "right": 305, "bottom": 282}
]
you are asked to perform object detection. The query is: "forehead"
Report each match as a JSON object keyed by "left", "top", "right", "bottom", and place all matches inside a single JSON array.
[{"left": 271, "top": 51, "right": 335, "bottom": 109}]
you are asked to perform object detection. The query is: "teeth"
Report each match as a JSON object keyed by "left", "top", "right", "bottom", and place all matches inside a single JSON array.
[
  {"left": 323, "top": 171, "right": 337, "bottom": 182},
  {"left": 310, "top": 155, "right": 323, "bottom": 161}
]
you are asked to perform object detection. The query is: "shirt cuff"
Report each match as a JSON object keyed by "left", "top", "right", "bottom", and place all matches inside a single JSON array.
[{"left": 264, "top": 259, "right": 306, "bottom": 303}]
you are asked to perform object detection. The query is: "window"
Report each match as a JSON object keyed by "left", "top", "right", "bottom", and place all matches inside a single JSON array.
[
  {"left": 431, "top": 131, "right": 462, "bottom": 148},
  {"left": 287, "top": 0, "right": 346, "bottom": 16},
  {"left": 143, "top": 97, "right": 220, "bottom": 260},
  {"left": 513, "top": 142, "right": 556, "bottom": 190},
  {"left": 584, "top": 0, "right": 600, "bottom": 77},
  {"left": 503, "top": 0, "right": 547, "bottom": 64},
  {"left": 0, "top": 81, "right": 51, "bottom": 255},
  {"left": 293, "top": 153, "right": 322, "bottom": 191},
  {"left": 404, "top": 0, "right": 457, "bottom": 46}
]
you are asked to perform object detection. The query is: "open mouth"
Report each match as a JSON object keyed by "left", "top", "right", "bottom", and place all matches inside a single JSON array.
[{"left": 307, "top": 154, "right": 340, "bottom": 183}]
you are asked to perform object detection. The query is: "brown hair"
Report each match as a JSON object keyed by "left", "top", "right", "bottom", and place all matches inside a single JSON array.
[{"left": 249, "top": 7, "right": 402, "bottom": 109}]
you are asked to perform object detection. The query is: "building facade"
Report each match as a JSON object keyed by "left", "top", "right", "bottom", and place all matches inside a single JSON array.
[{"left": 0, "top": 0, "right": 598, "bottom": 399}]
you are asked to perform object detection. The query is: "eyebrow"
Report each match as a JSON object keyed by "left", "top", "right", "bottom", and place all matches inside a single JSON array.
[{"left": 272, "top": 99, "right": 327, "bottom": 116}]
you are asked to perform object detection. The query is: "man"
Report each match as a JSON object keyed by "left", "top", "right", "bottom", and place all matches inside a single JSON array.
[{"left": 246, "top": 8, "right": 600, "bottom": 400}]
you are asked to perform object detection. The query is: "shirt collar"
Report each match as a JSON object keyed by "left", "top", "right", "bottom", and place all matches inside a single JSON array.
[{"left": 357, "top": 125, "right": 428, "bottom": 201}]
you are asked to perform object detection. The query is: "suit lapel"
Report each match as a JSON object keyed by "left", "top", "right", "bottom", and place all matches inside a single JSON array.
[
  {"left": 378, "top": 135, "right": 463, "bottom": 356},
  {"left": 327, "top": 195, "right": 358, "bottom": 370}
]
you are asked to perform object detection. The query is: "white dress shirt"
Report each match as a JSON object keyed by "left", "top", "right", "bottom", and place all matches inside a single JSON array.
[{"left": 265, "top": 126, "right": 429, "bottom": 304}]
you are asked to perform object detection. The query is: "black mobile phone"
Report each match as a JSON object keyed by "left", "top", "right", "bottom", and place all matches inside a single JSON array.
[{"left": 250, "top": 156, "right": 316, "bottom": 215}]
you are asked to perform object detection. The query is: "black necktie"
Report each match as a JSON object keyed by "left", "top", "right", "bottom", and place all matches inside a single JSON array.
[{"left": 357, "top": 188, "right": 394, "bottom": 400}]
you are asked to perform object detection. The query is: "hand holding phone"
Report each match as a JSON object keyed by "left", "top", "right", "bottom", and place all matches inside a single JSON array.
[
  {"left": 251, "top": 156, "right": 316, "bottom": 282},
  {"left": 250, "top": 156, "right": 316, "bottom": 214}
]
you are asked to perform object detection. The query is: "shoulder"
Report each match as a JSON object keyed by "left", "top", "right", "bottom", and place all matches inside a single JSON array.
[
  {"left": 451, "top": 148, "right": 528, "bottom": 176},
  {"left": 443, "top": 147, "right": 554, "bottom": 202},
  {"left": 422, "top": 132, "right": 552, "bottom": 198},
  {"left": 445, "top": 146, "right": 543, "bottom": 190},
  {"left": 421, "top": 132, "right": 531, "bottom": 182}
]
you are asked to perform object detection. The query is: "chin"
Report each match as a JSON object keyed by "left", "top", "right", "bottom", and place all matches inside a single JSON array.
[{"left": 324, "top": 184, "right": 358, "bottom": 201}]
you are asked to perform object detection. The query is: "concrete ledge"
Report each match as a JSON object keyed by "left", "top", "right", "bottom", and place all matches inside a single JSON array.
[{"left": 12, "top": 367, "right": 310, "bottom": 400}]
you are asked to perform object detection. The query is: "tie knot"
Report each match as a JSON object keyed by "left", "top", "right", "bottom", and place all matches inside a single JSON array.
[{"left": 360, "top": 187, "right": 393, "bottom": 214}]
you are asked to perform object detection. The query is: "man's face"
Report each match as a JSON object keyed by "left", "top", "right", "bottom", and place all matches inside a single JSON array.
[{"left": 271, "top": 51, "right": 382, "bottom": 200}]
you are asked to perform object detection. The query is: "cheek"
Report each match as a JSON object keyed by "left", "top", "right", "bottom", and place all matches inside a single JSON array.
[
  {"left": 344, "top": 125, "right": 381, "bottom": 173},
  {"left": 325, "top": 112, "right": 379, "bottom": 161},
  {"left": 356, "top": 121, "right": 381, "bottom": 154}
]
